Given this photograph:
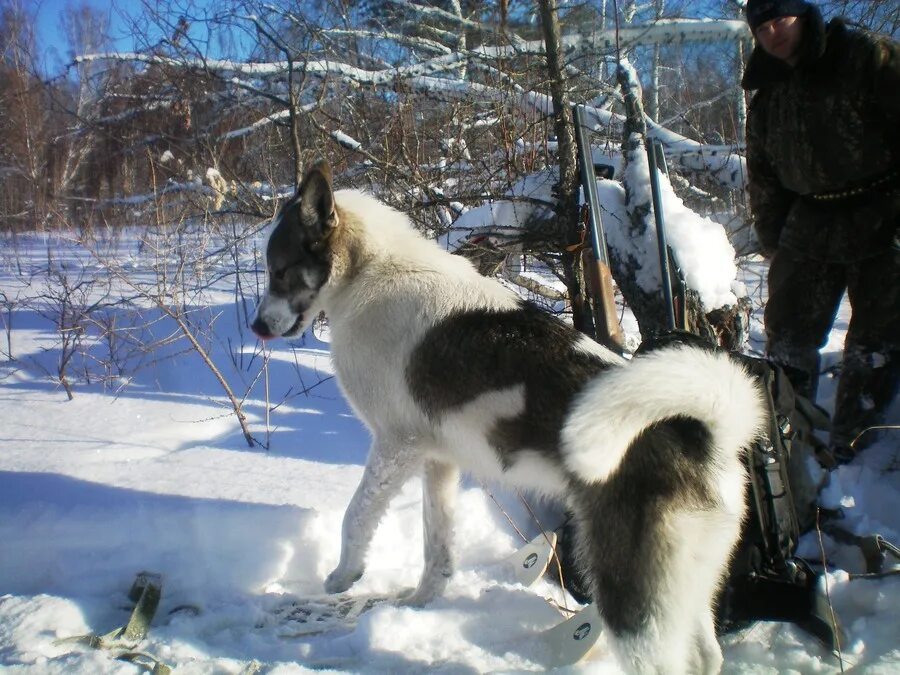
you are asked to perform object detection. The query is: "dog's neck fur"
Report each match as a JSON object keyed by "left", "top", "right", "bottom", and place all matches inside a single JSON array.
[{"left": 323, "top": 190, "right": 516, "bottom": 322}]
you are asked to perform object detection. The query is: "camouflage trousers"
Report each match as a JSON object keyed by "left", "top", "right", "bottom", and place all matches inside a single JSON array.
[{"left": 765, "top": 245, "right": 899, "bottom": 452}]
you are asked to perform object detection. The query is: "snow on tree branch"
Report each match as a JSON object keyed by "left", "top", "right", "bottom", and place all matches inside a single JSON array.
[
  {"left": 570, "top": 18, "right": 752, "bottom": 51},
  {"left": 75, "top": 13, "right": 751, "bottom": 192},
  {"left": 324, "top": 28, "right": 453, "bottom": 56}
]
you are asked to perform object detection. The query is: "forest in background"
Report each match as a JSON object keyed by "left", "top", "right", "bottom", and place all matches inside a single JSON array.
[
  {"left": 2, "top": 0, "right": 894, "bottom": 233},
  {"left": 1, "top": 0, "right": 897, "bottom": 372}
]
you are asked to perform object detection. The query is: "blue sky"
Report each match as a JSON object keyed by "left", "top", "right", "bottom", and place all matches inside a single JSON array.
[
  {"left": 33, "top": 0, "right": 145, "bottom": 71},
  {"left": 29, "top": 0, "right": 753, "bottom": 76},
  {"left": 32, "top": 0, "right": 255, "bottom": 74}
]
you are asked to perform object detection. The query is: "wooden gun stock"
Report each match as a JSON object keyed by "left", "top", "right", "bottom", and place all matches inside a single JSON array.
[{"left": 581, "top": 247, "right": 625, "bottom": 353}]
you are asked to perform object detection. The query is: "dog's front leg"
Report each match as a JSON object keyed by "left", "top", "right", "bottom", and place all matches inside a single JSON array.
[
  {"left": 325, "top": 439, "right": 417, "bottom": 594},
  {"left": 403, "top": 459, "right": 459, "bottom": 606}
]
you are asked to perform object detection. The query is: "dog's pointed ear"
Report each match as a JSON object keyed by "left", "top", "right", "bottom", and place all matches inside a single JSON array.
[{"left": 298, "top": 160, "right": 336, "bottom": 237}]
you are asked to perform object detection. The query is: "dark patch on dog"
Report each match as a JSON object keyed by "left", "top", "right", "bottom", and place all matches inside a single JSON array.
[
  {"left": 570, "top": 416, "right": 716, "bottom": 637},
  {"left": 406, "top": 302, "right": 613, "bottom": 463}
]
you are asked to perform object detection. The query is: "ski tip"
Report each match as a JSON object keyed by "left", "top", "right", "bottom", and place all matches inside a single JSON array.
[
  {"left": 507, "top": 532, "right": 557, "bottom": 587},
  {"left": 536, "top": 603, "right": 602, "bottom": 668}
]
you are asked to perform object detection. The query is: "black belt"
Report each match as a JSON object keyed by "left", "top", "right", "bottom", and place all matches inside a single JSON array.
[{"left": 807, "top": 169, "right": 899, "bottom": 201}]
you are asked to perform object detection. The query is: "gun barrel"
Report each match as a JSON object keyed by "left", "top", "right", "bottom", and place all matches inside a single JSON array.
[
  {"left": 573, "top": 106, "right": 609, "bottom": 266},
  {"left": 573, "top": 105, "right": 625, "bottom": 353},
  {"left": 647, "top": 137, "right": 677, "bottom": 331}
]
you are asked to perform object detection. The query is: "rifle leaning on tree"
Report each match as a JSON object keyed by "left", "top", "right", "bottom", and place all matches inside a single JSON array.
[
  {"left": 572, "top": 105, "right": 626, "bottom": 354},
  {"left": 646, "top": 136, "right": 689, "bottom": 332}
]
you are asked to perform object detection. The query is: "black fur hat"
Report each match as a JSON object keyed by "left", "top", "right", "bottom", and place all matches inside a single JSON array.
[{"left": 746, "top": 0, "right": 813, "bottom": 32}]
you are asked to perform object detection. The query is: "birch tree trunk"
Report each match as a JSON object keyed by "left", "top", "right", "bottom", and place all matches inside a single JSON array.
[
  {"left": 648, "top": 0, "right": 665, "bottom": 122},
  {"left": 736, "top": 39, "right": 748, "bottom": 144}
]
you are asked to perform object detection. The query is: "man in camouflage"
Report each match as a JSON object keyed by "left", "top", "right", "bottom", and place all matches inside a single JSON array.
[{"left": 742, "top": 0, "right": 899, "bottom": 463}]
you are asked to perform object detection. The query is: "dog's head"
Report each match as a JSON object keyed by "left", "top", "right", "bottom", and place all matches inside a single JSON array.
[{"left": 251, "top": 160, "right": 337, "bottom": 340}]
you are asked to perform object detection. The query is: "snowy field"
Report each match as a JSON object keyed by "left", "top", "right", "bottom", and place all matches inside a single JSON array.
[{"left": 0, "top": 226, "right": 898, "bottom": 674}]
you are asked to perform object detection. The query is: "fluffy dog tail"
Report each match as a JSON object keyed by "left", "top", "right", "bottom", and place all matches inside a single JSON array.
[{"left": 561, "top": 345, "right": 765, "bottom": 483}]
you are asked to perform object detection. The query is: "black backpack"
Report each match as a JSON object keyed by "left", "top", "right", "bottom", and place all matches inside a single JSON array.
[{"left": 716, "top": 353, "right": 839, "bottom": 647}]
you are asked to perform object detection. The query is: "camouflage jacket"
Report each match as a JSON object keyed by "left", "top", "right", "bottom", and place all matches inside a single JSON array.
[{"left": 742, "top": 7, "right": 899, "bottom": 262}]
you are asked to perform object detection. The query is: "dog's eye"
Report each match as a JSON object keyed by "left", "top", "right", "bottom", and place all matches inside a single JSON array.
[{"left": 273, "top": 268, "right": 287, "bottom": 281}]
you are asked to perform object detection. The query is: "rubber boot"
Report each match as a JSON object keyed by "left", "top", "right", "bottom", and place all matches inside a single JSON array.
[{"left": 830, "top": 347, "right": 899, "bottom": 462}]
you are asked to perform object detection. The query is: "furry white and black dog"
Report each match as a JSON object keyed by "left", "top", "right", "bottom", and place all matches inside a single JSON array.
[{"left": 251, "top": 160, "right": 765, "bottom": 674}]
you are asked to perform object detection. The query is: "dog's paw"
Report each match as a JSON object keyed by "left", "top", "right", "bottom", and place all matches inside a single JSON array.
[
  {"left": 398, "top": 588, "right": 435, "bottom": 607},
  {"left": 399, "top": 580, "right": 446, "bottom": 607},
  {"left": 324, "top": 568, "right": 363, "bottom": 594}
]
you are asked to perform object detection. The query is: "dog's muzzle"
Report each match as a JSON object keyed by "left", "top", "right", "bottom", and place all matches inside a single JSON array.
[
  {"left": 251, "top": 315, "right": 304, "bottom": 340},
  {"left": 251, "top": 295, "right": 304, "bottom": 340},
  {"left": 251, "top": 316, "right": 275, "bottom": 340}
]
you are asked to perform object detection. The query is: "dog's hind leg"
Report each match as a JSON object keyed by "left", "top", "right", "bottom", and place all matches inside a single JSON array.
[
  {"left": 403, "top": 459, "right": 459, "bottom": 606},
  {"left": 604, "top": 512, "right": 731, "bottom": 675},
  {"left": 325, "top": 438, "right": 418, "bottom": 594},
  {"left": 603, "top": 569, "right": 704, "bottom": 675},
  {"left": 693, "top": 608, "right": 724, "bottom": 675}
]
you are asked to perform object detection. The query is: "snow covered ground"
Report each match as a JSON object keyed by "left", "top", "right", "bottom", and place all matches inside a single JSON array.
[{"left": 0, "top": 229, "right": 897, "bottom": 674}]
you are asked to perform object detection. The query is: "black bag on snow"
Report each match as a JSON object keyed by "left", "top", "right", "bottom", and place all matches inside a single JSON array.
[{"left": 717, "top": 353, "right": 839, "bottom": 647}]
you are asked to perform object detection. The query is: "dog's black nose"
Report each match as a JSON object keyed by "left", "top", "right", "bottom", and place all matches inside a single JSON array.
[{"left": 251, "top": 317, "right": 274, "bottom": 339}]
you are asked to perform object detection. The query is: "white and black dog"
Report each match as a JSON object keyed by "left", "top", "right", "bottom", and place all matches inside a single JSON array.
[{"left": 251, "top": 160, "right": 765, "bottom": 674}]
